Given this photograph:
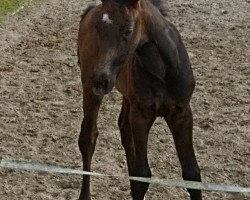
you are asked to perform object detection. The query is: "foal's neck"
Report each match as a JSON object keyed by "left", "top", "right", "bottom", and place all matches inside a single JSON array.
[{"left": 139, "top": 0, "right": 168, "bottom": 39}]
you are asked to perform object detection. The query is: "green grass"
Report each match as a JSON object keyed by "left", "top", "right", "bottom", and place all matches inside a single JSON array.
[{"left": 0, "top": 0, "right": 26, "bottom": 19}]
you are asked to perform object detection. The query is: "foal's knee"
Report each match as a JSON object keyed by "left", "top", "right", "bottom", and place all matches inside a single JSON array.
[
  {"left": 78, "top": 119, "right": 98, "bottom": 154},
  {"left": 133, "top": 160, "right": 152, "bottom": 177}
]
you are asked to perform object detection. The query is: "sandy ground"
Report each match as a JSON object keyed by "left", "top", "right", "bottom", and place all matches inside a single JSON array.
[{"left": 0, "top": 0, "right": 249, "bottom": 199}]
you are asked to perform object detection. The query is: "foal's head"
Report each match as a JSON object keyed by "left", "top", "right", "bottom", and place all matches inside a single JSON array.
[{"left": 90, "top": 0, "right": 143, "bottom": 95}]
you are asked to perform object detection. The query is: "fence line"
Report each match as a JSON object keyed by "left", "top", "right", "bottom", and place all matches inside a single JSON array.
[
  {"left": 1, "top": 159, "right": 250, "bottom": 194},
  {"left": 10, "top": 0, "right": 34, "bottom": 16}
]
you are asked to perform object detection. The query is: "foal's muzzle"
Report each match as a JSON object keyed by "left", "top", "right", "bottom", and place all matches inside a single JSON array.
[{"left": 91, "top": 71, "right": 114, "bottom": 96}]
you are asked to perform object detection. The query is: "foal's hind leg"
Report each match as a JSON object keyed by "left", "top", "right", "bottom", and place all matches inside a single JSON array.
[
  {"left": 129, "top": 104, "right": 156, "bottom": 200},
  {"left": 165, "top": 105, "right": 202, "bottom": 200},
  {"left": 78, "top": 86, "right": 102, "bottom": 200}
]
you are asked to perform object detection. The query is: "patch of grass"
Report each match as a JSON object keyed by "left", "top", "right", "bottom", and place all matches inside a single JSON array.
[{"left": 0, "top": 0, "right": 26, "bottom": 19}]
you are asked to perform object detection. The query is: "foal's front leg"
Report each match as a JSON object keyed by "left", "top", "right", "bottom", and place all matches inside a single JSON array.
[
  {"left": 165, "top": 105, "right": 202, "bottom": 200},
  {"left": 78, "top": 86, "right": 103, "bottom": 200},
  {"left": 129, "top": 104, "right": 156, "bottom": 200},
  {"left": 118, "top": 97, "right": 135, "bottom": 175}
]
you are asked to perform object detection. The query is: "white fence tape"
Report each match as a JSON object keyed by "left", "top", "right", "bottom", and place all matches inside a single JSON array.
[
  {"left": 10, "top": 0, "right": 34, "bottom": 16},
  {"left": 1, "top": 159, "right": 250, "bottom": 193}
]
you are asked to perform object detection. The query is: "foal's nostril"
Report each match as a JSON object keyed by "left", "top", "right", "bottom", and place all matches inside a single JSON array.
[
  {"left": 91, "top": 70, "right": 115, "bottom": 95},
  {"left": 99, "top": 74, "right": 109, "bottom": 88},
  {"left": 91, "top": 73, "right": 110, "bottom": 91},
  {"left": 101, "top": 78, "right": 109, "bottom": 88}
]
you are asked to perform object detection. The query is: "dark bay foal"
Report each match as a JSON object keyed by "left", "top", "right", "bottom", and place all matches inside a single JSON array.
[{"left": 77, "top": 0, "right": 202, "bottom": 199}]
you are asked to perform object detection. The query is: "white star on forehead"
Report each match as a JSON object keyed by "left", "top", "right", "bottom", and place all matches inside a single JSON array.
[{"left": 102, "top": 13, "right": 113, "bottom": 24}]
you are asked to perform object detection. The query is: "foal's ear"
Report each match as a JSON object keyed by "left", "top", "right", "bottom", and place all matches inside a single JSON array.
[
  {"left": 126, "top": 0, "right": 140, "bottom": 7},
  {"left": 100, "top": 0, "right": 140, "bottom": 7}
]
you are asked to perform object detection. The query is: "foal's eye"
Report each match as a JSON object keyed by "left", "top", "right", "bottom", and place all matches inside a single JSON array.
[
  {"left": 119, "top": 26, "right": 125, "bottom": 32},
  {"left": 119, "top": 26, "right": 133, "bottom": 36},
  {"left": 124, "top": 29, "right": 132, "bottom": 36}
]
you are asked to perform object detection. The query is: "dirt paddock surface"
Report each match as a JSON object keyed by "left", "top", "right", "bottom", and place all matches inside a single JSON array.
[{"left": 0, "top": 0, "right": 249, "bottom": 199}]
